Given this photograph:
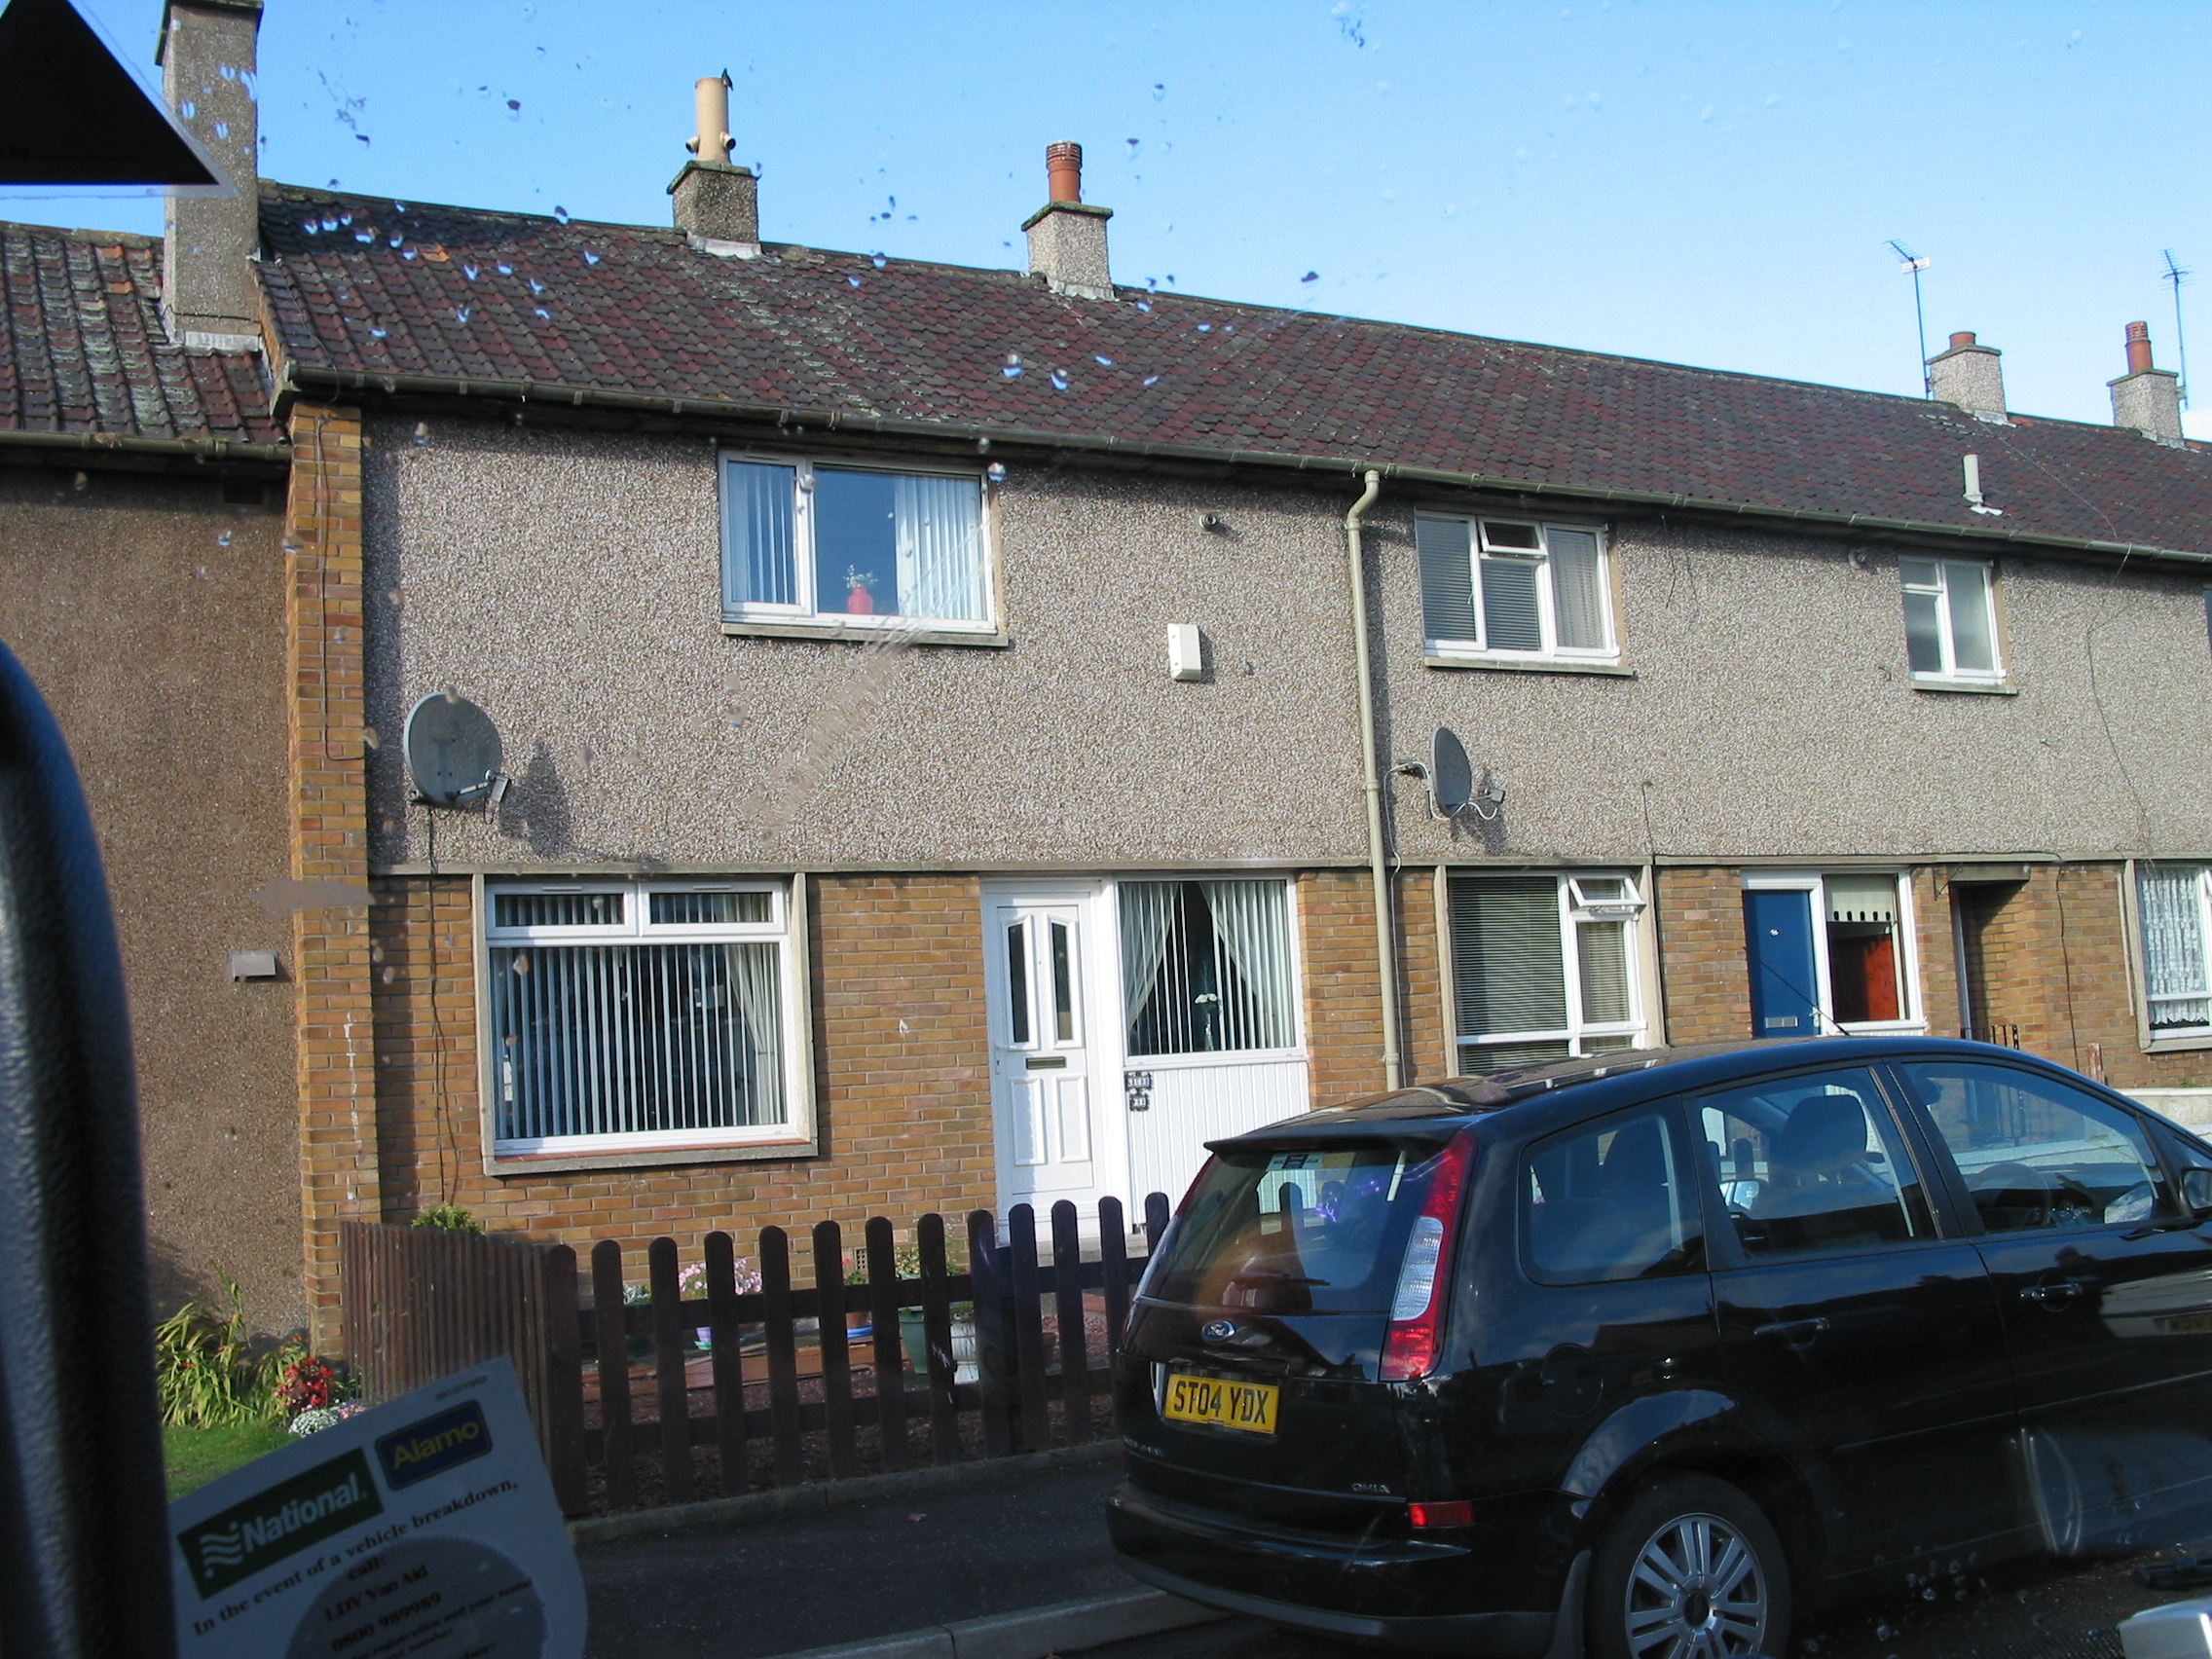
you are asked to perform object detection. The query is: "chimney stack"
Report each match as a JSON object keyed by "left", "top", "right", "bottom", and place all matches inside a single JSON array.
[
  {"left": 1022, "top": 142, "right": 1113, "bottom": 300},
  {"left": 157, "top": 0, "right": 263, "bottom": 350},
  {"left": 1926, "top": 330, "right": 2008, "bottom": 421},
  {"left": 669, "top": 73, "right": 758, "bottom": 253},
  {"left": 2109, "top": 321, "right": 2184, "bottom": 442}
]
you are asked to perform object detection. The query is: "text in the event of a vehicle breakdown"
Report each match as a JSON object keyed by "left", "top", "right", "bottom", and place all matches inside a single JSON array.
[{"left": 167, "top": 1355, "right": 584, "bottom": 1659}]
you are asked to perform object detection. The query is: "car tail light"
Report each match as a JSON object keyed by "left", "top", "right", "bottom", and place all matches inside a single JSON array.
[
  {"left": 1408, "top": 1499, "right": 1474, "bottom": 1530},
  {"left": 1380, "top": 1132, "right": 1475, "bottom": 1382}
]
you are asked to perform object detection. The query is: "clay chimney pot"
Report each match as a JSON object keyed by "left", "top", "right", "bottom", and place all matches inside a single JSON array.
[{"left": 1047, "top": 141, "right": 1083, "bottom": 204}]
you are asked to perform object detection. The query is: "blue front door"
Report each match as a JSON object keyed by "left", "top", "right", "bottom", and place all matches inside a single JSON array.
[{"left": 1744, "top": 889, "right": 1819, "bottom": 1037}]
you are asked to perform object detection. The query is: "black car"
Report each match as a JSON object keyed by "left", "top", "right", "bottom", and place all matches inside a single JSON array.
[{"left": 1106, "top": 1036, "right": 2212, "bottom": 1659}]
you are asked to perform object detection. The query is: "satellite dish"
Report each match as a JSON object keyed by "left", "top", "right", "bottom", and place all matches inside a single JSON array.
[
  {"left": 1429, "top": 727, "right": 1474, "bottom": 818},
  {"left": 404, "top": 692, "right": 504, "bottom": 809}
]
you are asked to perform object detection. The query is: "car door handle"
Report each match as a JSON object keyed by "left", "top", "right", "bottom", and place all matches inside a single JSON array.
[
  {"left": 2020, "top": 1279, "right": 2084, "bottom": 1309},
  {"left": 1753, "top": 1317, "right": 1830, "bottom": 1344}
]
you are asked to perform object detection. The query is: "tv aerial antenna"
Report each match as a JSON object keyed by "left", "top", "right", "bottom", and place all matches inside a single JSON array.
[
  {"left": 2163, "top": 249, "right": 2192, "bottom": 411},
  {"left": 1887, "top": 240, "right": 1933, "bottom": 394}
]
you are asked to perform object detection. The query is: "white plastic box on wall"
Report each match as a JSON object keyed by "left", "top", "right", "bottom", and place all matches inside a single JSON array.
[{"left": 2122, "top": 1599, "right": 2212, "bottom": 1659}]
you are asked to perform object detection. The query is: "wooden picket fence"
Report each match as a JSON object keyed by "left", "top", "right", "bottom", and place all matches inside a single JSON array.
[{"left": 340, "top": 1192, "right": 1171, "bottom": 1517}]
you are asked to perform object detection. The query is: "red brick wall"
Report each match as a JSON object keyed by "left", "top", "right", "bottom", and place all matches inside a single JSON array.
[
  {"left": 285, "top": 405, "right": 379, "bottom": 1347},
  {"left": 364, "top": 872, "right": 998, "bottom": 1268},
  {"left": 1302, "top": 867, "right": 1455, "bottom": 1102},
  {"left": 1654, "top": 866, "right": 1753, "bottom": 1045}
]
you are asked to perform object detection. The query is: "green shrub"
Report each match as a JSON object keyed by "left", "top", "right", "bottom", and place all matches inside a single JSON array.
[
  {"left": 410, "top": 1204, "right": 483, "bottom": 1234},
  {"left": 154, "top": 1275, "right": 276, "bottom": 1428}
]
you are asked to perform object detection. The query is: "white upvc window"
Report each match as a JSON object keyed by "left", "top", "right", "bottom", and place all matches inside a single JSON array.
[
  {"left": 485, "top": 879, "right": 804, "bottom": 1157},
  {"left": 1448, "top": 871, "right": 1647, "bottom": 1074},
  {"left": 1900, "top": 557, "right": 2003, "bottom": 683},
  {"left": 1417, "top": 515, "right": 1617, "bottom": 664},
  {"left": 2137, "top": 864, "right": 2212, "bottom": 1038},
  {"left": 720, "top": 454, "right": 994, "bottom": 632}
]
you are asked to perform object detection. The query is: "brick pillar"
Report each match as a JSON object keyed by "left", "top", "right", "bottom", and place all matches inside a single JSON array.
[
  {"left": 285, "top": 404, "right": 379, "bottom": 1350},
  {"left": 1655, "top": 866, "right": 1752, "bottom": 1045}
]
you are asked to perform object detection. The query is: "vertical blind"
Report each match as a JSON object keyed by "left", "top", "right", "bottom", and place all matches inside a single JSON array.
[
  {"left": 2140, "top": 865, "right": 2212, "bottom": 1031},
  {"left": 1416, "top": 517, "right": 1476, "bottom": 643},
  {"left": 1547, "top": 528, "right": 1607, "bottom": 649},
  {"left": 893, "top": 473, "right": 988, "bottom": 621},
  {"left": 721, "top": 460, "right": 798, "bottom": 608},
  {"left": 1122, "top": 879, "right": 1295, "bottom": 1056},
  {"left": 491, "top": 940, "right": 786, "bottom": 1140}
]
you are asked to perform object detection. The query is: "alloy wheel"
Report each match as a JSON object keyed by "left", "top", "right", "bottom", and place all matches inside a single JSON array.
[{"left": 1622, "top": 1509, "right": 1769, "bottom": 1659}]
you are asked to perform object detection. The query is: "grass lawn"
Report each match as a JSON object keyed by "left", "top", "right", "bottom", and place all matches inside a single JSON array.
[{"left": 164, "top": 1419, "right": 291, "bottom": 1501}]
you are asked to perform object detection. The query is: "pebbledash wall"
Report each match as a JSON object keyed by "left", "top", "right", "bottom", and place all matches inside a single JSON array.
[{"left": 0, "top": 461, "right": 302, "bottom": 1333}]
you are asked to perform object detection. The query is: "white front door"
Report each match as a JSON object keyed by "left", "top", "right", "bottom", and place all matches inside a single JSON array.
[{"left": 983, "top": 886, "right": 1106, "bottom": 1214}]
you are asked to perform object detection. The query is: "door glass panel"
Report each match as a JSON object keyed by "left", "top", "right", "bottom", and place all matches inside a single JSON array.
[
  {"left": 1005, "top": 920, "right": 1030, "bottom": 1046},
  {"left": 1900, "top": 1061, "right": 2169, "bottom": 1232},
  {"left": 1524, "top": 1106, "right": 1700, "bottom": 1284},
  {"left": 1696, "top": 1067, "right": 1933, "bottom": 1258},
  {"left": 1050, "top": 920, "right": 1076, "bottom": 1043}
]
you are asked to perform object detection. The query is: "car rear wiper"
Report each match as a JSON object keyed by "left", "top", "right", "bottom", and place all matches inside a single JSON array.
[{"left": 1229, "top": 1269, "right": 1331, "bottom": 1287}]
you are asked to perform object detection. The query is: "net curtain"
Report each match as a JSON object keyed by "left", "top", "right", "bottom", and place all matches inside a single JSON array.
[{"left": 2141, "top": 866, "right": 2212, "bottom": 1027}]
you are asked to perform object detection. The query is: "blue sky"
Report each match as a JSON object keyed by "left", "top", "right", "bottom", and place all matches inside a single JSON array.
[{"left": 17, "top": 1, "right": 2212, "bottom": 434}]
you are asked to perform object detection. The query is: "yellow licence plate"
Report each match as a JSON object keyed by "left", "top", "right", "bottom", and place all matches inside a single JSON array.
[{"left": 1162, "top": 1372, "right": 1279, "bottom": 1435}]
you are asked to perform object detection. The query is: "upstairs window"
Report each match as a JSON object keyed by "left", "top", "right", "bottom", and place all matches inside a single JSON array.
[
  {"left": 721, "top": 457, "right": 992, "bottom": 632},
  {"left": 1900, "top": 557, "right": 2002, "bottom": 683},
  {"left": 1417, "top": 516, "right": 1615, "bottom": 663},
  {"left": 1449, "top": 871, "right": 1647, "bottom": 1073}
]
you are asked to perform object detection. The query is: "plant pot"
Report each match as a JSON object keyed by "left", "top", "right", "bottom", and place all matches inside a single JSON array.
[
  {"left": 898, "top": 1307, "right": 978, "bottom": 1383},
  {"left": 846, "top": 1309, "right": 873, "bottom": 1343},
  {"left": 846, "top": 586, "right": 873, "bottom": 615}
]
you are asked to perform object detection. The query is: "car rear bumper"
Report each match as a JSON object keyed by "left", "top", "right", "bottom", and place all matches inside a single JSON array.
[{"left": 1106, "top": 1482, "right": 1582, "bottom": 1658}]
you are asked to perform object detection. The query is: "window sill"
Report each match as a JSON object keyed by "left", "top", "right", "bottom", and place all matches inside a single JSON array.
[
  {"left": 1423, "top": 653, "right": 1636, "bottom": 679},
  {"left": 723, "top": 618, "right": 1011, "bottom": 648},
  {"left": 1911, "top": 677, "right": 2016, "bottom": 696},
  {"left": 2144, "top": 1035, "right": 2212, "bottom": 1054},
  {"left": 487, "top": 1134, "right": 817, "bottom": 1176}
]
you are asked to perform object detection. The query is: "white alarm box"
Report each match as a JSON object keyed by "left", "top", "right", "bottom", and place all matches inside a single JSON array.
[{"left": 2122, "top": 1600, "right": 2212, "bottom": 1659}]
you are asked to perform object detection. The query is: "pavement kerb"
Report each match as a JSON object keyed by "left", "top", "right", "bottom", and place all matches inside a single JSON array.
[
  {"left": 744, "top": 1588, "right": 1229, "bottom": 1659},
  {"left": 567, "top": 1440, "right": 1123, "bottom": 1546}
]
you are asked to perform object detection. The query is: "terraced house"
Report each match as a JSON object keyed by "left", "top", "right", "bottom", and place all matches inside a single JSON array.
[{"left": 10, "top": 4, "right": 2212, "bottom": 1348}]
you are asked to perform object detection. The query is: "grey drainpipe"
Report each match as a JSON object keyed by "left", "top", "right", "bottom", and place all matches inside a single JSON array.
[{"left": 1344, "top": 469, "right": 1402, "bottom": 1090}]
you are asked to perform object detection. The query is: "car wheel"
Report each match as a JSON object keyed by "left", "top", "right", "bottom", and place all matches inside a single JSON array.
[{"left": 1587, "top": 1472, "right": 1791, "bottom": 1659}]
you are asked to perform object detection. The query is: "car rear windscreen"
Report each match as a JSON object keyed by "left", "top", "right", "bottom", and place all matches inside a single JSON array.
[{"left": 1141, "top": 1142, "right": 1456, "bottom": 1315}]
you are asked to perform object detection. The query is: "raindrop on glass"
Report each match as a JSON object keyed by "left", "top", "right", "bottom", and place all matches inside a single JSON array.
[
  {"left": 369, "top": 325, "right": 387, "bottom": 339},
  {"left": 1094, "top": 354, "right": 1114, "bottom": 367},
  {"left": 1141, "top": 375, "right": 1160, "bottom": 387},
  {"left": 321, "top": 216, "right": 338, "bottom": 232},
  {"left": 1001, "top": 352, "right": 1022, "bottom": 379},
  {"left": 181, "top": 100, "right": 197, "bottom": 118},
  {"left": 1197, "top": 323, "right": 1212, "bottom": 333},
  {"left": 529, "top": 278, "right": 544, "bottom": 295},
  {"left": 349, "top": 229, "right": 369, "bottom": 243},
  {"left": 1152, "top": 83, "right": 1165, "bottom": 100},
  {"left": 976, "top": 436, "right": 991, "bottom": 452},
  {"left": 1876, "top": 1626, "right": 1893, "bottom": 1640},
  {"left": 303, "top": 219, "right": 319, "bottom": 235},
  {"left": 402, "top": 248, "right": 418, "bottom": 260},
  {"left": 583, "top": 250, "right": 601, "bottom": 265},
  {"left": 1050, "top": 370, "right": 1069, "bottom": 390},
  {"left": 506, "top": 98, "right": 520, "bottom": 112},
  {"left": 554, "top": 204, "right": 571, "bottom": 223},
  {"left": 463, "top": 263, "right": 479, "bottom": 280},
  {"left": 413, "top": 422, "right": 430, "bottom": 445},
  {"left": 1921, "top": 1588, "right": 1936, "bottom": 1602},
  {"left": 362, "top": 727, "right": 380, "bottom": 750},
  {"left": 1135, "top": 299, "right": 1152, "bottom": 312},
  {"left": 870, "top": 252, "right": 887, "bottom": 269},
  {"left": 216, "top": 531, "right": 232, "bottom": 547},
  {"left": 387, "top": 235, "right": 403, "bottom": 248},
  {"left": 847, "top": 276, "right": 863, "bottom": 287},
  {"left": 215, "top": 121, "right": 230, "bottom": 139},
  {"left": 534, "top": 307, "right": 551, "bottom": 319},
  {"left": 455, "top": 307, "right": 471, "bottom": 324},
  {"left": 986, "top": 462, "right": 1007, "bottom": 483},
  {"left": 1301, "top": 271, "right": 1319, "bottom": 282}
]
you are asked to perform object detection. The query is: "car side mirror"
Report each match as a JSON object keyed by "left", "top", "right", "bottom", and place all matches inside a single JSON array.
[{"left": 2182, "top": 1167, "right": 2212, "bottom": 1216}]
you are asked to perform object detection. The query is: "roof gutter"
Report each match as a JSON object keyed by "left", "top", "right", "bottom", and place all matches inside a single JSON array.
[
  {"left": 0, "top": 428, "right": 290, "bottom": 465},
  {"left": 271, "top": 362, "right": 2212, "bottom": 568}
]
